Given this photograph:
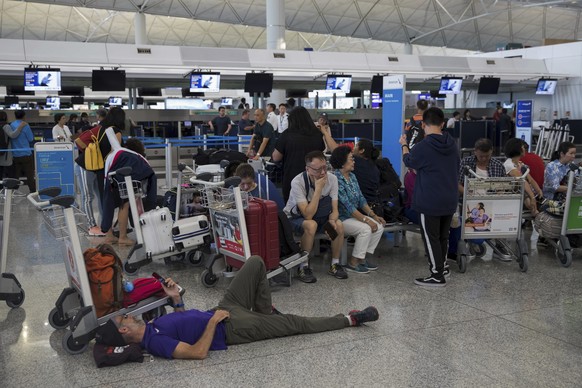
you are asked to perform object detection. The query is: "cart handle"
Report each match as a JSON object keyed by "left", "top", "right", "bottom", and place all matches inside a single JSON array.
[
  {"left": 0, "top": 178, "right": 22, "bottom": 190},
  {"left": 107, "top": 166, "right": 133, "bottom": 178},
  {"left": 464, "top": 165, "right": 530, "bottom": 180},
  {"left": 27, "top": 188, "right": 59, "bottom": 208}
]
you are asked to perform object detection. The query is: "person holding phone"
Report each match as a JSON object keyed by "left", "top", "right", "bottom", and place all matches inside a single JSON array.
[
  {"left": 330, "top": 146, "right": 385, "bottom": 274},
  {"left": 108, "top": 256, "right": 379, "bottom": 360},
  {"left": 284, "top": 150, "right": 347, "bottom": 282}
]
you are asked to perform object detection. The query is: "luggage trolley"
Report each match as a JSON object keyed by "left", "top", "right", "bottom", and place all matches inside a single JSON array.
[
  {"left": 0, "top": 179, "right": 25, "bottom": 309},
  {"left": 542, "top": 166, "right": 582, "bottom": 267},
  {"left": 194, "top": 182, "right": 309, "bottom": 288},
  {"left": 27, "top": 190, "right": 180, "bottom": 355},
  {"left": 457, "top": 168, "right": 529, "bottom": 273},
  {"left": 112, "top": 166, "right": 211, "bottom": 274}
]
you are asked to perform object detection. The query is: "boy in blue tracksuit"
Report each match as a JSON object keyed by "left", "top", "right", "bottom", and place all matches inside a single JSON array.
[{"left": 400, "top": 107, "right": 459, "bottom": 287}]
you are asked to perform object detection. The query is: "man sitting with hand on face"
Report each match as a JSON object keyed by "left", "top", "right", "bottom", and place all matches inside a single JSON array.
[{"left": 107, "top": 256, "right": 379, "bottom": 360}]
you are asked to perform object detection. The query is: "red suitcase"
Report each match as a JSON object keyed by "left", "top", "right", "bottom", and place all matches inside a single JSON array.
[{"left": 226, "top": 197, "right": 280, "bottom": 270}]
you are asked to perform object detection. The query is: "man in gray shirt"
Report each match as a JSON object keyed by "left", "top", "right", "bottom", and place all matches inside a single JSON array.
[
  {"left": 247, "top": 108, "right": 274, "bottom": 159},
  {"left": 284, "top": 151, "right": 347, "bottom": 282}
]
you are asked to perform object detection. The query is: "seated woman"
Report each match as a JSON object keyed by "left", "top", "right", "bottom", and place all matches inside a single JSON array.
[
  {"left": 330, "top": 146, "right": 385, "bottom": 274},
  {"left": 543, "top": 141, "right": 577, "bottom": 201},
  {"left": 234, "top": 163, "right": 285, "bottom": 210},
  {"left": 351, "top": 138, "right": 381, "bottom": 215},
  {"left": 503, "top": 138, "right": 542, "bottom": 216}
]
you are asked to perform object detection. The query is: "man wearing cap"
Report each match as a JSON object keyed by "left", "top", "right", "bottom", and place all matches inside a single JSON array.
[{"left": 107, "top": 256, "right": 379, "bottom": 360}]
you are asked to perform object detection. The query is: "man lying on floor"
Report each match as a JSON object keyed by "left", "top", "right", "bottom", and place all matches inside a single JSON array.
[{"left": 100, "top": 256, "right": 379, "bottom": 360}]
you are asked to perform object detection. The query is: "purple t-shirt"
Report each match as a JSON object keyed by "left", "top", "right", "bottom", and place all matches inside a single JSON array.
[{"left": 141, "top": 310, "right": 227, "bottom": 359}]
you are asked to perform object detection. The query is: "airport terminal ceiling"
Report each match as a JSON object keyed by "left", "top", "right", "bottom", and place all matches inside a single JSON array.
[{"left": 7, "top": 0, "right": 582, "bottom": 53}]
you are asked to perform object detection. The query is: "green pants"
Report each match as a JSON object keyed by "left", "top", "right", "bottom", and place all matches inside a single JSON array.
[{"left": 217, "top": 256, "right": 349, "bottom": 345}]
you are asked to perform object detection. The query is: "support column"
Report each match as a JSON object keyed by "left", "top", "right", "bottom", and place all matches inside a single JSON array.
[
  {"left": 266, "top": 0, "right": 285, "bottom": 49},
  {"left": 134, "top": 12, "right": 148, "bottom": 45}
]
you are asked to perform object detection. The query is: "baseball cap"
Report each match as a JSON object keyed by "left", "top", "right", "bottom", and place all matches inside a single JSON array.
[{"left": 95, "top": 319, "right": 127, "bottom": 347}]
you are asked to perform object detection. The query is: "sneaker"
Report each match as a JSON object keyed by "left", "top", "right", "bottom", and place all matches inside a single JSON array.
[
  {"left": 348, "top": 306, "right": 379, "bottom": 326},
  {"left": 328, "top": 263, "right": 348, "bottom": 279},
  {"left": 414, "top": 275, "right": 446, "bottom": 287},
  {"left": 88, "top": 226, "right": 105, "bottom": 237},
  {"left": 345, "top": 263, "right": 370, "bottom": 274},
  {"left": 443, "top": 267, "right": 451, "bottom": 279},
  {"left": 297, "top": 267, "right": 317, "bottom": 283},
  {"left": 363, "top": 261, "right": 378, "bottom": 271}
]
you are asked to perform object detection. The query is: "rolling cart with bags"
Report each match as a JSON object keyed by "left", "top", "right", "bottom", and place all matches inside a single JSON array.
[
  {"left": 27, "top": 190, "right": 181, "bottom": 355},
  {"left": 457, "top": 167, "right": 529, "bottom": 273}
]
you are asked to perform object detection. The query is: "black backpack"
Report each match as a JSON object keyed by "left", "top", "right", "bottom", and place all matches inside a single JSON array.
[
  {"left": 278, "top": 211, "right": 301, "bottom": 258},
  {"left": 375, "top": 157, "right": 401, "bottom": 199},
  {"left": 406, "top": 117, "right": 425, "bottom": 149}
]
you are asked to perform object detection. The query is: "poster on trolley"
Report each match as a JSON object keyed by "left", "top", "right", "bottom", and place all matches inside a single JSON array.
[
  {"left": 211, "top": 212, "right": 245, "bottom": 257},
  {"left": 463, "top": 199, "right": 521, "bottom": 237}
]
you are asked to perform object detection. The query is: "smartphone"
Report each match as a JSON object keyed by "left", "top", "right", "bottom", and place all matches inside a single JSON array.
[
  {"left": 152, "top": 272, "right": 184, "bottom": 293},
  {"left": 151, "top": 272, "right": 167, "bottom": 286},
  {"left": 323, "top": 221, "right": 338, "bottom": 241}
]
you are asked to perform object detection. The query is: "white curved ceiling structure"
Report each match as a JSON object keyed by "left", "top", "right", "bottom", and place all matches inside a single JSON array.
[{"left": 3, "top": 0, "right": 580, "bottom": 54}]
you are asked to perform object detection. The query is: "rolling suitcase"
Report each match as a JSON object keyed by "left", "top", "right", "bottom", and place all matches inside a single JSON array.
[
  {"left": 172, "top": 215, "right": 211, "bottom": 251},
  {"left": 226, "top": 197, "right": 280, "bottom": 270},
  {"left": 139, "top": 207, "right": 175, "bottom": 258}
]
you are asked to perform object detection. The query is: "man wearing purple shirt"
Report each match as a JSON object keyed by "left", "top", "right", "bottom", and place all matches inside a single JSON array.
[{"left": 113, "top": 256, "right": 379, "bottom": 360}]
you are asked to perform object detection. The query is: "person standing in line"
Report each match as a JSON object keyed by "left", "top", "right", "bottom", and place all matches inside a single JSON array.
[
  {"left": 9, "top": 110, "right": 36, "bottom": 192},
  {"left": 247, "top": 109, "right": 274, "bottom": 160},
  {"left": 0, "top": 112, "right": 26, "bottom": 179},
  {"left": 446, "top": 111, "right": 460, "bottom": 129},
  {"left": 52, "top": 113, "right": 73, "bottom": 142},
  {"left": 208, "top": 106, "right": 231, "bottom": 136},
  {"left": 277, "top": 103, "right": 289, "bottom": 134},
  {"left": 266, "top": 103, "right": 279, "bottom": 134},
  {"left": 400, "top": 107, "right": 459, "bottom": 287}
]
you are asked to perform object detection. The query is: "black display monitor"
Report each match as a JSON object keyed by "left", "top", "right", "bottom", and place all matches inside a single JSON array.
[
  {"left": 6, "top": 86, "right": 34, "bottom": 95},
  {"left": 478, "top": 78, "right": 501, "bottom": 94},
  {"left": 71, "top": 96, "right": 84, "bottom": 104},
  {"left": 138, "top": 87, "right": 162, "bottom": 96},
  {"left": 24, "top": 68, "right": 61, "bottom": 91},
  {"left": 325, "top": 75, "right": 352, "bottom": 93},
  {"left": 244, "top": 73, "right": 273, "bottom": 94},
  {"left": 59, "top": 86, "right": 85, "bottom": 96},
  {"left": 370, "top": 75, "right": 383, "bottom": 94},
  {"left": 46, "top": 96, "right": 61, "bottom": 110},
  {"left": 4, "top": 96, "right": 19, "bottom": 105},
  {"left": 536, "top": 79, "right": 557, "bottom": 95},
  {"left": 92, "top": 70, "right": 126, "bottom": 91},
  {"left": 438, "top": 77, "right": 463, "bottom": 94},
  {"left": 109, "top": 97, "right": 123, "bottom": 106},
  {"left": 286, "top": 89, "right": 308, "bottom": 98},
  {"left": 190, "top": 72, "right": 220, "bottom": 92}
]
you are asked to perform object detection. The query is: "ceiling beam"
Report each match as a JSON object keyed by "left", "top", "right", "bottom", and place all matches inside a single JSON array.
[
  {"left": 311, "top": 0, "right": 331, "bottom": 34},
  {"left": 431, "top": 0, "right": 447, "bottom": 46},
  {"left": 393, "top": 0, "right": 411, "bottom": 42}
]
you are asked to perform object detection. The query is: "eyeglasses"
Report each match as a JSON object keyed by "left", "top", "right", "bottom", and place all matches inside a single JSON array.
[{"left": 307, "top": 165, "right": 327, "bottom": 174}]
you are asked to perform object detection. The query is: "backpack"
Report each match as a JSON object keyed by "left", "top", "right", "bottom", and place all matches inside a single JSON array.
[
  {"left": 278, "top": 211, "right": 301, "bottom": 258},
  {"left": 375, "top": 157, "right": 401, "bottom": 199},
  {"left": 84, "top": 244, "right": 124, "bottom": 318},
  {"left": 406, "top": 117, "right": 425, "bottom": 149},
  {"left": 85, "top": 129, "right": 106, "bottom": 171},
  {"left": 0, "top": 124, "right": 9, "bottom": 156}
]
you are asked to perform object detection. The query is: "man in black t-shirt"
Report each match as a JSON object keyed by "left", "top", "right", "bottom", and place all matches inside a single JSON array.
[
  {"left": 247, "top": 109, "right": 274, "bottom": 159},
  {"left": 208, "top": 106, "right": 231, "bottom": 135}
]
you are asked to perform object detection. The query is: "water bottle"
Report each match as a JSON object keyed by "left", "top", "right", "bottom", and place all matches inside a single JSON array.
[{"left": 123, "top": 278, "right": 134, "bottom": 293}]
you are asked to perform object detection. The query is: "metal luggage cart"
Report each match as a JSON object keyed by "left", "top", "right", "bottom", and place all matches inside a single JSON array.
[
  {"left": 457, "top": 169, "right": 529, "bottom": 273},
  {"left": 542, "top": 166, "right": 582, "bottom": 267},
  {"left": 0, "top": 179, "right": 26, "bottom": 309},
  {"left": 28, "top": 190, "right": 181, "bottom": 355},
  {"left": 110, "top": 166, "right": 211, "bottom": 274},
  {"left": 197, "top": 185, "right": 309, "bottom": 288}
]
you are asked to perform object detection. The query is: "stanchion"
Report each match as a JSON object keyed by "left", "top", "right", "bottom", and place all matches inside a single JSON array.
[{"left": 164, "top": 139, "right": 172, "bottom": 189}]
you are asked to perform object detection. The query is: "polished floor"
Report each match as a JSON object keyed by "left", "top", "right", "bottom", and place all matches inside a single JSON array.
[{"left": 1, "top": 193, "right": 582, "bottom": 387}]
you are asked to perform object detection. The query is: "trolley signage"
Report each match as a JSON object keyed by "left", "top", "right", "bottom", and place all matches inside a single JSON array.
[
  {"left": 565, "top": 196, "right": 582, "bottom": 231},
  {"left": 211, "top": 212, "right": 244, "bottom": 256},
  {"left": 464, "top": 199, "right": 521, "bottom": 237},
  {"left": 34, "top": 142, "right": 75, "bottom": 197},
  {"left": 516, "top": 99, "right": 533, "bottom": 146}
]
